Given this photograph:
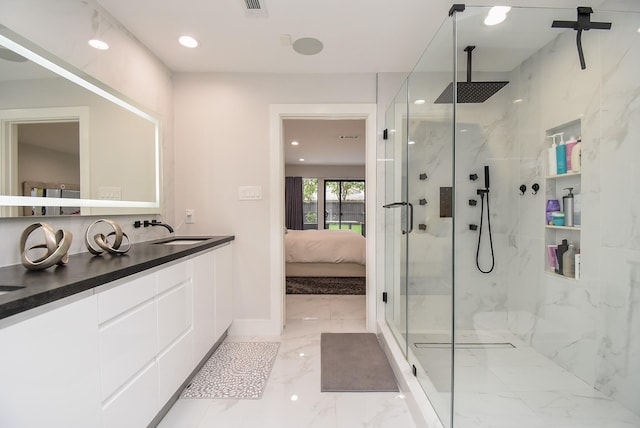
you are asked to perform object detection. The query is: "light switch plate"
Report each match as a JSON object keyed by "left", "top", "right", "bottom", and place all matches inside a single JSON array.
[{"left": 239, "top": 186, "right": 262, "bottom": 200}]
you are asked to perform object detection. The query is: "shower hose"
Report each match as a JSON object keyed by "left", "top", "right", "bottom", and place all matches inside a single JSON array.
[{"left": 476, "top": 191, "right": 495, "bottom": 274}]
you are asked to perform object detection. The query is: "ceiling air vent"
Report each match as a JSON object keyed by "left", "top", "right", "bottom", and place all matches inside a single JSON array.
[{"left": 244, "top": 0, "right": 267, "bottom": 17}]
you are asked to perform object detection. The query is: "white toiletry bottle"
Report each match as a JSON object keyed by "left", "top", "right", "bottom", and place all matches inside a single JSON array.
[
  {"left": 547, "top": 135, "right": 557, "bottom": 175},
  {"left": 575, "top": 252, "right": 581, "bottom": 280},
  {"left": 563, "top": 244, "right": 576, "bottom": 278},
  {"left": 571, "top": 138, "right": 582, "bottom": 172}
]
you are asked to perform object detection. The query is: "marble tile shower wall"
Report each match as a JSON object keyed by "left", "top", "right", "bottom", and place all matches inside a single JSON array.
[{"left": 506, "top": 11, "right": 640, "bottom": 416}]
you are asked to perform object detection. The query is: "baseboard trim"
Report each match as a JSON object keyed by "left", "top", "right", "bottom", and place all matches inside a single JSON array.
[{"left": 228, "top": 318, "right": 282, "bottom": 337}]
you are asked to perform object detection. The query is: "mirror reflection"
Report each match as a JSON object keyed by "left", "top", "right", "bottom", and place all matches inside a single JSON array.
[{"left": 0, "top": 32, "right": 160, "bottom": 217}]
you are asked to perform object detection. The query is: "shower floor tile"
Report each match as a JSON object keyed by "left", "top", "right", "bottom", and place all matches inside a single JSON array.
[{"left": 411, "top": 329, "right": 640, "bottom": 428}]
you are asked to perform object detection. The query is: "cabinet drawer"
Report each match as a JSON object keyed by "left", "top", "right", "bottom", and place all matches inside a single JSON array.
[
  {"left": 158, "top": 329, "right": 193, "bottom": 405},
  {"left": 99, "top": 300, "right": 158, "bottom": 399},
  {"left": 157, "top": 281, "right": 193, "bottom": 352},
  {"left": 98, "top": 273, "right": 156, "bottom": 324},
  {"left": 157, "top": 261, "right": 190, "bottom": 294},
  {"left": 102, "top": 362, "right": 159, "bottom": 428}
]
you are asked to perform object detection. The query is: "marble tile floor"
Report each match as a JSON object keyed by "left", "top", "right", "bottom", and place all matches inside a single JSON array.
[
  {"left": 158, "top": 295, "right": 417, "bottom": 428},
  {"left": 410, "top": 331, "right": 640, "bottom": 428}
]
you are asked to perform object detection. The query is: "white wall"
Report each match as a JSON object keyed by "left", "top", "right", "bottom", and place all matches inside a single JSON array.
[
  {"left": 173, "top": 73, "right": 376, "bottom": 327},
  {"left": 0, "top": 0, "right": 174, "bottom": 267}
]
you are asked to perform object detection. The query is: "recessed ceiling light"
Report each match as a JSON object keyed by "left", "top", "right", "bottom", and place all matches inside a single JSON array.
[
  {"left": 88, "top": 39, "right": 109, "bottom": 50},
  {"left": 460, "top": 129, "right": 468, "bottom": 133},
  {"left": 179, "top": 35, "right": 198, "bottom": 48},
  {"left": 484, "top": 13, "right": 507, "bottom": 26},
  {"left": 408, "top": 141, "right": 415, "bottom": 145},
  {"left": 292, "top": 37, "right": 323, "bottom": 55},
  {"left": 513, "top": 98, "right": 524, "bottom": 103},
  {"left": 484, "top": 6, "right": 511, "bottom": 26},
  {"left": 290, "top": 394, "right": 299, "bottom": 401},
  {"left": 291, "top": 141, "right": 299, "bottom": 146},
  {"left": 414, "top": 99, "right": 426, "bottom": 105},
  {"left": 299, "top": 158, "right": 305, "bottom": 162}
]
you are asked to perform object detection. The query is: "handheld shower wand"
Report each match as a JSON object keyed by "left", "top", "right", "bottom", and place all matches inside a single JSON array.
[{"left": 475, "top": 165, "right": 495, "bottom": 273}]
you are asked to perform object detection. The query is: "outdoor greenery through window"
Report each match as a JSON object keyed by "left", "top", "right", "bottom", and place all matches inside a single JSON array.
[
  {"left": 302, "top": 178, "right": 318, "bottom": 229},
  {"left": 325, "top": 180, "right": 365, "bottom": 236},
  {"left": 302, "top": 178, "right": 365, "bottom": 235}
]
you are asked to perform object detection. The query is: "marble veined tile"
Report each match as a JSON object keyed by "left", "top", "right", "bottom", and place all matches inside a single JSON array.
[
  {"left": 335, "top": 392, "right": 415, "bottom": 428},
  {"left": 160, "top": 296, "right": 415, "bottom": 428}
]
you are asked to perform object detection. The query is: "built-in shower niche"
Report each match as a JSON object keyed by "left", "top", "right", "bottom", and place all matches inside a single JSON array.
[{"left": 544, "top": 119, "right": 581, "bottom": 279}]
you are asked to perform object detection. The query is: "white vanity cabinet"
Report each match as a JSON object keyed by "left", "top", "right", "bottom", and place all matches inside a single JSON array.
[
  {"left": 192, "top": 242, "right": 233, "bottom": 361},
  {"left": 0, "top": 240, "right": 233, "bottom": 428},
  {"left": 213, "top": 243, "right": 233, "bottom": 339},
  {"left": 0, "top": 294, "right": 103, "bottom": 428}
]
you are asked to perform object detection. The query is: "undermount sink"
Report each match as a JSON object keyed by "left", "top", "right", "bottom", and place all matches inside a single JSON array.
[
  {"left": 154, "top": 238, "right": 209, "bottom": 246},
  {"left": 0, "top": 286, "right": 25, "bottom": 296}
]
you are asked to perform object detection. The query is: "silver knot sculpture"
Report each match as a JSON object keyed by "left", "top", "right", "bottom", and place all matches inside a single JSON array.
[
  {"left": 84, "top": 219, "right": 131, "bottom": 256},
  {"left": 20, "top": 223, "right": 73, "bottom": 271}
]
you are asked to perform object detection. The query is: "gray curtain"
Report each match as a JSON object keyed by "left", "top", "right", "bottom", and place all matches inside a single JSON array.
[{"left": 285, "top": 176, "right": 303, "bottom": 230}]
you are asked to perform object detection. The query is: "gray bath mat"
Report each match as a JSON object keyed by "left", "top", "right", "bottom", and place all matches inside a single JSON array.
[
  {"left": 321, "top": 333, "right": 398, "bottom": 392},
  {"left": 181, "top": 342, "right": 279, "bottom": 399}
]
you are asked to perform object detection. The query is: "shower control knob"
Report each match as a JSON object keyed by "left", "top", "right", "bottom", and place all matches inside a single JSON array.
[
  {"left": 469, "top": 224, "right": 478, "bottom": 231},
  {"left": 519, "top": 184, "right": 527, "bottom": 195},
  {"left": 419, "top": 173, "right": 428, "bottom": 180},
  {"left": 418, "top": 224, "right": 427, "bottom": 231},
  {"left": 469, "top": 173, "right": 478, "bottom": 181},
  {"left": 419, "top": 198, "right": 428, "bottom": 205},
  {"left": 469, "top": 199, "right": 477, "bottom": 206}
]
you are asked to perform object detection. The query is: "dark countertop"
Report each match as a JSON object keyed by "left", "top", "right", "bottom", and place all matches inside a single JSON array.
[{"left": 0, "top": 235, "right": 234, "bottom": 321}]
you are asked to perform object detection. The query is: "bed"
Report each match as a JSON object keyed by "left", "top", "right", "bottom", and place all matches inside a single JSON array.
[{"left": 285, "top": 229, "right": 366, "bottom": 277}]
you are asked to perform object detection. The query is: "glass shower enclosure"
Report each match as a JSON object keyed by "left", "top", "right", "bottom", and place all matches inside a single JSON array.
[{"left": 381, "top": 4, "right": 640, "bottom": 428}]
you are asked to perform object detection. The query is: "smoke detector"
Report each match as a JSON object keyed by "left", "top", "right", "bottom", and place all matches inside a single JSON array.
[{"left": 243, "top": 0, "right": 268, "bottom": 17}]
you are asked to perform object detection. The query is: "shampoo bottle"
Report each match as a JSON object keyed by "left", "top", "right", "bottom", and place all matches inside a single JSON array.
[
  {"left": 563, "top": 244, "right": 576, "bottom": 278},
  {"left": 547, "top": 135, "right": 557, "bottom": 175},
  {"left": 563, "top": 187, "right": 575, "bottom": 227},
  {"left": 556, "top": 133, "right": 567, "bottom": 174}
]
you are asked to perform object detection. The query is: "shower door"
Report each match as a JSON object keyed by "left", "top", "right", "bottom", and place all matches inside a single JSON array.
[
  {"left": 382, "top": 13, "right": 455, "bottom": 428},
  {"left": 383, "top": 80, "right": 409, "bottom": 355}
]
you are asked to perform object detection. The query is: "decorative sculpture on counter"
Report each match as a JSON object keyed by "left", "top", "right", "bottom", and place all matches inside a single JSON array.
[
  {"left": 20, "top": 222, "right": 73, "bottom": 270},
  {"left": 84, "top": 219, "right": 131, "bottom": 256}
]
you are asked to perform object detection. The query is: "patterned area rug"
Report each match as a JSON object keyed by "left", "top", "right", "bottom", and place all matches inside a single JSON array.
[
  {"left": 286, "top": 276, "right": 365, "bottom": 295},
  {"left": 180, "top": 342, "right": 279, "bottom": 399}
]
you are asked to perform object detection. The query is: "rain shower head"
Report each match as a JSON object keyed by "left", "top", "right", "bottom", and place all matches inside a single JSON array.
[{"left": 434, "top": 46, "right": 508, "bottom": 104}]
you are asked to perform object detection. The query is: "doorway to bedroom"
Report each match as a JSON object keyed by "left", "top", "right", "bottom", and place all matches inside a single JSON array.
[{"left": 283, "top": 118, "right": 367, "bottom": 327}]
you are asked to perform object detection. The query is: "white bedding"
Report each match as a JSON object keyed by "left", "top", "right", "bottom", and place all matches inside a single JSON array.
[{"left": 285, "top": 229, "right": 366, "bottom": 265}]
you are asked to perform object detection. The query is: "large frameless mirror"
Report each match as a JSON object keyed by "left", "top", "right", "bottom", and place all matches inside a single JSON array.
[{"left": 0, "top": 25, "right": 160, "bottom": 217}]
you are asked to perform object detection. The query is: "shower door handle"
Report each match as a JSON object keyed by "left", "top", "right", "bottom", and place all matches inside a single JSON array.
[{"left": 382, "top": 201, "right": 414, "bottom": 234}]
